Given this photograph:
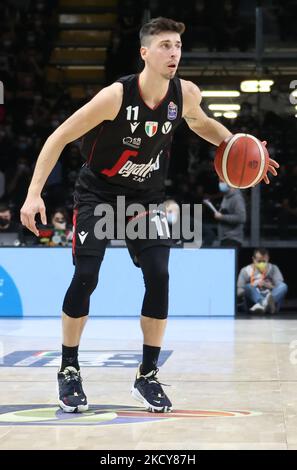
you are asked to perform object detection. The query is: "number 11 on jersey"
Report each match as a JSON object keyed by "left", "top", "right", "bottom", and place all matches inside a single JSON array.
[{"left": 126, "top": 106, "right": 139, "bottom": 121}]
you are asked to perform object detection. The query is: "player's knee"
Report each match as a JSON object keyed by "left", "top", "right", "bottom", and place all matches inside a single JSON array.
[
  {"left": 141, "top": 268, "right": 169, "bottom": 320},
  {"left": 62, "top": 269, "right": 99, "bottom": 318},
  {"left": 143, "top": 263, "right": 169, "bottom": 289},
  {"left": 75, "top": 270, "right": 99, "bottom": 294}
]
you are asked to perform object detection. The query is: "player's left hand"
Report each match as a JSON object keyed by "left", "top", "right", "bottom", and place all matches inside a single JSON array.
[{"left": 261, "top": 141, "right": 279, "bottom": 184}]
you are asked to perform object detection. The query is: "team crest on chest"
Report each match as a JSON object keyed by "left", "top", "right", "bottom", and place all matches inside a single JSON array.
[
  {"left": 145, "top": 121, "right": 158, "bottom": 137},
  {"left": 167, "top": 101, "right": 178, "bottom": 120}
]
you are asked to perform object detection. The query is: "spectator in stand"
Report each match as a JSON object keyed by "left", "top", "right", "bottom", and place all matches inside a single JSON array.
[
  {"left": 214, "top": 182, "right": 246, "bottom": 247},
  {"left": 0, "top": 202, "right": 24, "bottom": 245},
  {"left": 39, "top": 207, "right": 72, "bottom": 247},
  {"left": 237, "top": 248, "right": 288, "bottom": 314}
]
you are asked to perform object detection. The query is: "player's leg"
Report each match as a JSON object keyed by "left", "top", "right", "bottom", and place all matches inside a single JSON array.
[
  {"left": 130, "top": 245, "right": 172, "bottom": 412},
  {"left": 58, "top": 254, "right": 104, "bottom": 413},
  {"left": 62, "top": 313, "right": 87, "bottom": 348}
]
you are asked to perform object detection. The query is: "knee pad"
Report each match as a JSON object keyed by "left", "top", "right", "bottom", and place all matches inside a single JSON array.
[
  {"left": 141, "top": 270, "right": 169, "bottom": 320},
  {"left": 138, "top": 247, "right": 170, "bottom": 320},
  {"left": 62, "top": 256, "right": 101, "bottom": 318}
]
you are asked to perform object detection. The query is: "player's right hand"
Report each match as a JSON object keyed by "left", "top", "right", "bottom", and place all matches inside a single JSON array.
[{"left": 20, "top": 195, "right": 47, "bottom": 236}]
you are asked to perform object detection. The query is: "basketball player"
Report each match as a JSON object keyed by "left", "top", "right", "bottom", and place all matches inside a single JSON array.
[{"left": 20, "top": 17, "right": 279, "bottom": 413}]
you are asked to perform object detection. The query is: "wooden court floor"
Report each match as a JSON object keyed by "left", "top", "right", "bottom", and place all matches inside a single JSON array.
[{"left": 0, "top": 317, "right": 297, "bottom": 450}]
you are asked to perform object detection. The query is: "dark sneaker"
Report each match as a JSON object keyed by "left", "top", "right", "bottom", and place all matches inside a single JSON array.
[
  {"left": 57, "top": 366, "right": 88, "bottom": 413},
  {"left": 131, "top": 364, "right": 172, "bottom": 413}
]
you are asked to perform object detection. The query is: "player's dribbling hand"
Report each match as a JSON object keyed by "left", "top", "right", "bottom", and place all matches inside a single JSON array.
[
  {"left": 261, "top": 140, "right": 279, "bottom": 184},
  {"left": 20, "top": 195, "right": 47, "bottom": 236}
]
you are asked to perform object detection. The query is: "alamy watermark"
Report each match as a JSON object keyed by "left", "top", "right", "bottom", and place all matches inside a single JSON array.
[{"left": 88, "top": 196, "right": 202, "bottom": 248}]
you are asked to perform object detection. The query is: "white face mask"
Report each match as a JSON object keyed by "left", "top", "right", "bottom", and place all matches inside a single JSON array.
[
  {"left": 219, "top": 182, "right": 229, "bottom": 193},
  {"left": 166, "top": 211, "right": 178, "bottom": 224}
]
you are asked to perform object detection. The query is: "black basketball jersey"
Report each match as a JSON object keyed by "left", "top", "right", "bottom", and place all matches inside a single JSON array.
[{"left": 78, "top": 74, "right": 183, "bottom": 201}]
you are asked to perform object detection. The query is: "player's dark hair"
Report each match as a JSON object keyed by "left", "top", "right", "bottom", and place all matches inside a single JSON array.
[
  {"left": 253, "top": 248, "right": 269, "bottom": 258},
  {"left": 139, "top": 17, "right": 185, "bottom": 46}
]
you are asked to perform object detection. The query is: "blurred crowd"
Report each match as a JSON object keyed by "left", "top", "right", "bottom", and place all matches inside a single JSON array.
[
  {"left": 166, "top": 102, "right": 297, "bottom": 242},
  {"left": 1, "top": 0, "right": 297, "bottom": 247}
]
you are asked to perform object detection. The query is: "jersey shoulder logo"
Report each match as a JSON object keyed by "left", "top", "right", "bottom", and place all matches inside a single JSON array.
[
  {"left": 145, "top": 121, "right": 158, "bottom": 137},
  {"left": 167, "top": 101, "right": 178, "bottom": 120}
]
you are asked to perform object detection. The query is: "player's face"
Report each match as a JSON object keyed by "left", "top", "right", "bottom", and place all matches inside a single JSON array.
[{"left": 141, "top": 32, "right": 182, "bottom": 79}]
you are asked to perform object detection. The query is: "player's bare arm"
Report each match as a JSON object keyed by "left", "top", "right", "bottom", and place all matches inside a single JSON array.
[
  {"left": 20, "top": 82, "right": 123, "bottom": 235},
  {"left": 181, "top": 79, "right": 279, "bottom": 184},
  {"left": 182, "top": 79, "right": 232, "bottom": 146}
]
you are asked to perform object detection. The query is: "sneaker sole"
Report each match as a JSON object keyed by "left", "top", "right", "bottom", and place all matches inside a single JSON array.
[
  {"left": 58, "top": 399, "right": 89, "bottom": 413},
  {"left": 131, "top": 386, "right": 172, "bottom": 413},
  {"left": 56, "top": 384, "right": 88, "bottom": 413}
]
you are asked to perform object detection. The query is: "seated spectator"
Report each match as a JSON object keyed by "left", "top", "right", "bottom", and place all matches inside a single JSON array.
[
  {"left": 214, "top": 182, "right": 246, "bottom": 247},
  {"left": 38, "top": 207, "right": 72, "bottom": 247},
  {"left": 237, "top": 248, "right": 288, "bottom": 314},
  {"left": 0, "top": 202, "right": 24, "bottom": 245}
]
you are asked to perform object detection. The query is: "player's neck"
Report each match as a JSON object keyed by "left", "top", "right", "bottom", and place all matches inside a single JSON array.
[{"left": 138, "top": 70, "right": 170, "bottom": 108}]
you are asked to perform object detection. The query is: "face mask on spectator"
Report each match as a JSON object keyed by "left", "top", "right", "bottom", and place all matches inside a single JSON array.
[
  {"left": 219, "top": 182, "right": 230, "bottom": 193},
  {"left": 255, "top": 261, "right": 267, "bottom": 273},
  {"left": 53, "top": 217, "right": 66, "bottom": 230},
  {"left": 166, "top": 212, "right": 178, "bottom": 225},
  {"left": 0, "top": 217, "right": 9, "bottom": 227}
]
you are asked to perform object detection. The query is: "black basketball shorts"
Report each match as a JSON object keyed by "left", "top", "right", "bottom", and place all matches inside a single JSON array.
[{"left": 72, "top": 199, "right": 172, "bottom": 267}]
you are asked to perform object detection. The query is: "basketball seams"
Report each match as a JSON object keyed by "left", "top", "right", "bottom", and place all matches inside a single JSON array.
[
  {"left": 245, "top": 134, "right": 266, "bottom": 186},
  {"left": 238, "top": 135, "right": 249, "bottom": 188},
  {"left": 222, "top": 134, "right": 245, "bottom": 188}
]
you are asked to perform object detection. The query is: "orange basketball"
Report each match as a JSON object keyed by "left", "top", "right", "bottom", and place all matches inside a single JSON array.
[{"left": 214, "top": 133, "right": 270, "bottom": 188}]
